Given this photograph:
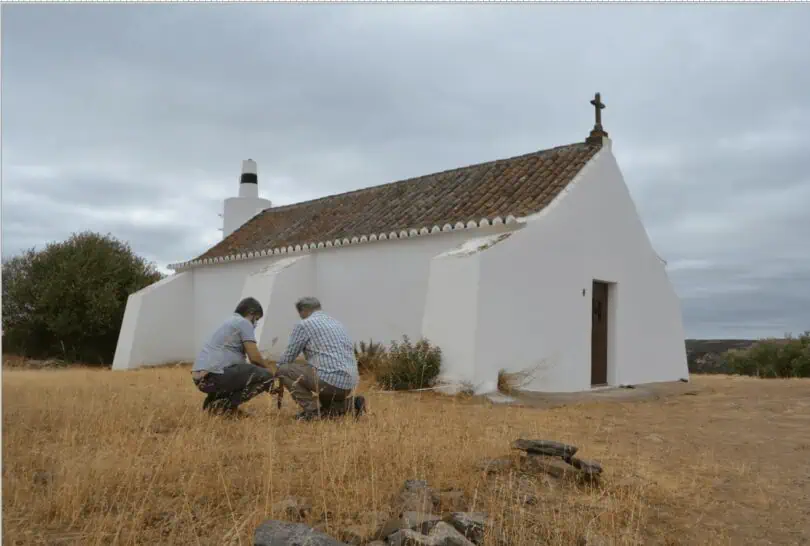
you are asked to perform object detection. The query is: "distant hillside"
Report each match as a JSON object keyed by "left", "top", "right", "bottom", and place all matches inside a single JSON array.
[
  {"left": 686, "top": 339, "right": 757, "bottom": 354},
  {"left": 685, "top": 339, "right": 757, "bottom": 374}
]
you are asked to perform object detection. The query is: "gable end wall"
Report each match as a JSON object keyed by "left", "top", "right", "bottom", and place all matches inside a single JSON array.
[{"left": 474, "top": 146, "right": 688, "bottom": 392}]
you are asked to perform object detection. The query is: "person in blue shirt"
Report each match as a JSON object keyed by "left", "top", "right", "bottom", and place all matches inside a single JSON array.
[{"left": 191, "top": 297, "right": 275, "bottom": 416}]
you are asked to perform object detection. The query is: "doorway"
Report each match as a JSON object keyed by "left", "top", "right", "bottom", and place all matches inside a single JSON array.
[{"left": 591, "top": 280, "right": 609, "bottom": 386}]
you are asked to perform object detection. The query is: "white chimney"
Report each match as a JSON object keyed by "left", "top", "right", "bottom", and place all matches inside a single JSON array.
[
  {"left": 222, "top": 159, "right": 273, "bottom": 238},
  {"left": 238, "top": 159, "right": 259, "bottom": 198}
]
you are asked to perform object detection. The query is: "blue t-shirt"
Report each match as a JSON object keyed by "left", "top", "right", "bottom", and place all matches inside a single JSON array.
[{"left": 192, "top": 313, "right": 256, "bottom": 374}]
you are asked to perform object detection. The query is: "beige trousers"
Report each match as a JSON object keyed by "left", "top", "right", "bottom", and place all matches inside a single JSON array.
[{"left": 276, "top": 362, "right": 352, "bottom": 415}]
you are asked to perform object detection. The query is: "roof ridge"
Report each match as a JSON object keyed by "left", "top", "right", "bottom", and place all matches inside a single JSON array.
[{"left": 265, "top": 140, "right": 587, "bottom": 213}]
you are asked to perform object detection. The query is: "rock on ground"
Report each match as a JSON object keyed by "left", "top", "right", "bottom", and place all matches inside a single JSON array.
[
  {"left": 444, "top": 512, "right": 488, "bottom": 545},
  {"left": 387, "top": 522, "right": 476, "bottom": 546},
  {"left": 565, "top": 456, "right": 603, "bottom": 477},
  {"left": 396, "top": 479, "right": 441, "bottom": 513},
  {"left": 520, "top": 454, "right": 582, "bottom": 479},
  {"left": 374, "top": 511, "right": 442, "bottom": 541},
  {"left": 511, "top": 439, "right": 579, "bottom": 458},
  {"left": 254, "top": 520, "right": 346, "bottom": 546}
]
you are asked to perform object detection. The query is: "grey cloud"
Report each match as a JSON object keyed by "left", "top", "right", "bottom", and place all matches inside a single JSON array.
[
  {"left": 1, "top": 188, "right": 207, "bottom": 268},
  {"left": 2, "top": 3, "right": 809, "bottom": 338}
]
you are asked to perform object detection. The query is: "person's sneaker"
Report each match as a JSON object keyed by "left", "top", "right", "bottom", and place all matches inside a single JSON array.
[
  {"left": 202, "top": 393, "right": 218, "bottom": 412},
  {"left": 353, "top": 395, "right": 367, "bottom": 418}
]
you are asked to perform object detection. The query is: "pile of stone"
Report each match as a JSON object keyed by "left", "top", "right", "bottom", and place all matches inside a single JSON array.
[
  {"left": 361, "top": 479, "right": 487, "bottom": 545},
  {"left": 254, "top": 480, "right": 489, "bottom": 546},
  {"left": 252, "top": 439, "right": 603, "bottom": 545},
  {"left": 509, "top": 439, "right": 603, "bottom": 484}
]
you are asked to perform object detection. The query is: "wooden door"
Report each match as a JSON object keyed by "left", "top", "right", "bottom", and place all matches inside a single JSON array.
[{"left": 591, "top": 281, "right": 609, "bottom": 386}]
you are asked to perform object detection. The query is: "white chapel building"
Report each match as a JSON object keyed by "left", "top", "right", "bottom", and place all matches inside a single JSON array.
[{"left": 112, "top": 94, "right": 689, "bottom": 392}]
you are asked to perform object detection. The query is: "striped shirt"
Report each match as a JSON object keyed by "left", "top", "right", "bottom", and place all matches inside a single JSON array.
[{"left": 277, "top": 311, "right": 359, "bottom": 390}]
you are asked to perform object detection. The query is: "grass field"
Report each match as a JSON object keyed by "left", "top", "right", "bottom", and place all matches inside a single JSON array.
[{"left": 3, "top": 365, "right": 810, "bottom": 545}]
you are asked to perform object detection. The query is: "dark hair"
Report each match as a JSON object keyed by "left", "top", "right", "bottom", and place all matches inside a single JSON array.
[{"left": 234, "top": 297, "right": 263, "bottom": 318}]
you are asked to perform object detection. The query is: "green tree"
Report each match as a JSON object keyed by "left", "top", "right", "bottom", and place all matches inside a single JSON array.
[
  {"left": 721, "top": 332, "right": 810, "bottom": 378},
  {"left": 2, "top": 232, "right": 163, "bottom": 365}
]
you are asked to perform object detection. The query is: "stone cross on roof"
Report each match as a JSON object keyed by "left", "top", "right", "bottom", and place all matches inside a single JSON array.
[{"left": 586, "top": 92, "right": 609, "bottom": 145}]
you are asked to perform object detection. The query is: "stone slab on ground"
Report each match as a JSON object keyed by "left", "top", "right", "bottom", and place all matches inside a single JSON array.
[
  {"left": 254, "top": 520, "right": 346, "bottom": 546},
  {"left": 444, "top": 512, "right": 489, "bottom": 545},
  {"left": 565, "top": 456, "right": 603, "bottom": 477},
  {"left": 375, "top": 512, "right": 442, "bottom": 541},
  {"left": 387, "top": 522, "right": 475, "bottom": 546},
  {"left": 512, "top": 439, "right": 579, "bottom": 458},
  {"left": 520, "top": 454, "right": 582, "bottom": 479}
]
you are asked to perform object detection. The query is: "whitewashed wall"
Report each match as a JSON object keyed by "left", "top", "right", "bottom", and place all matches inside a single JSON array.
[
  {"left": 114, "top": 222, "right": 518, "bottom": 369},
  {"left": 197, "top": 226, "right": 512, "bottom": 358},
  {"left": 246, "top": 255, "right": 316, "bottom": 357},
  {"left": 433, "top": 142, "right": 688, "bottom": 392},
  {"left": 421, "top": 236, "right": 503, "bottom": 390},
  {"left": 311, "top": 226, "right": 513, "bottom": 348},
  {"left": 112, "top": 272, "right": 194, "bottom": 370},
  {"left": 192, "top": 257, "right": 275, "bottom": 352}
]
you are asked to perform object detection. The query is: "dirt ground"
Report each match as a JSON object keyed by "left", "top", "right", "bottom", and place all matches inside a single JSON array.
[
  {"left": 2, "top": 369, "right": 810, "bottom": 545},
  {"left": 489, "top": 379, "right": 700, "bottom": 408},
  {"left": 515, "top": 375, "right": 810, "bottom": 545}
]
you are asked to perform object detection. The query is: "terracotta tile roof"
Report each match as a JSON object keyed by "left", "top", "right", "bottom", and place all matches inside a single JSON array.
[{"left": 195, "top": 140, "right": 602, "bottom": 261}]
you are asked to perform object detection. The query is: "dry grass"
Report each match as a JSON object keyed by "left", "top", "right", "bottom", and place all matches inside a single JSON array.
[
  {"left": 3, "top": 366, "right": 810, "bottom": 546},
  {"left": 497, "top": 369, "right": 532, "bottom": 395}
]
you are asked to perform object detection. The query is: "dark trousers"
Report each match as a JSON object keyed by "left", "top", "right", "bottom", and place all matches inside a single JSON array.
[{"left": 192, "top": 363, "right": 274, "bottom": 413}]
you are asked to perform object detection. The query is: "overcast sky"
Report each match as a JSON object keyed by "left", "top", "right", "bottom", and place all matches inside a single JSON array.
[{"left": 3, "top": 4, "right": 809, "bottom": 339}]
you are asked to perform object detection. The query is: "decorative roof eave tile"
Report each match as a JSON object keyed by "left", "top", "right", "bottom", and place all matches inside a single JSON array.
[{"left": 167, "top": 214, "right": 523, "bottom": 271}]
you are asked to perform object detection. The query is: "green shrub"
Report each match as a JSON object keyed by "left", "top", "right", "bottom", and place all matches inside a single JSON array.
[
  {"left": 354, "top": 339, "right": 386, "bottom": 376},
  {"left": 722, "top": 332, "right": 810, "bottom": 378},
  {"left": 1, "top": 231, "right": 163, "bottom": 365},
  {"left": 374, "top": 335, "right": 442, "bottom": 391}
]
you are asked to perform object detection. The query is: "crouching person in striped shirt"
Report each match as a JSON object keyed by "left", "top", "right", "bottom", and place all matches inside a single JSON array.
[{"left": 275, "top": 297, "right": 366, "bottom": 421}]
